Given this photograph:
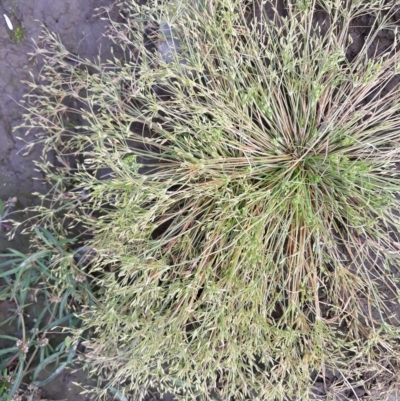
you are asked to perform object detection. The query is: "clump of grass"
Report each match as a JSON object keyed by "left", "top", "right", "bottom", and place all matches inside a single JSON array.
[
  {"left": 18, "top": 0, "right": 400, "bottom": 399},
  {"left": 0, "top": 227, "right": 89, "bottom": 400}
]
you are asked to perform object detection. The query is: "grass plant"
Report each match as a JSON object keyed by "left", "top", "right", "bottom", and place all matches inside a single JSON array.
[
  {"left": 17, "top": 0, "right": 400, "bottom": 399},
  {"left": 0, "top": 227, "right": 88, "bottom": 400}
]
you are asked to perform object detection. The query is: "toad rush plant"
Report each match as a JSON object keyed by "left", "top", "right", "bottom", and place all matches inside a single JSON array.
[{"left": 18, "top": 0, "right": 400, "bottom": 399}]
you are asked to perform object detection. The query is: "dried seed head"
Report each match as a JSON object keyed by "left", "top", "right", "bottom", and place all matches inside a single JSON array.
[
  {"left": 40, "top": 337, "right": 49, "bottom": 347},
  {"left": 74, "top": 274, "right": 86, "bottom": 283},
  {"left": 50, "top": 295, "right": 61, "bottom": 303},
  {"left": 16, "top": 339, "right": 29, "bottom": 353},
  {"left": 27, "top": 383, "right": 38, "bottom": 392}
]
